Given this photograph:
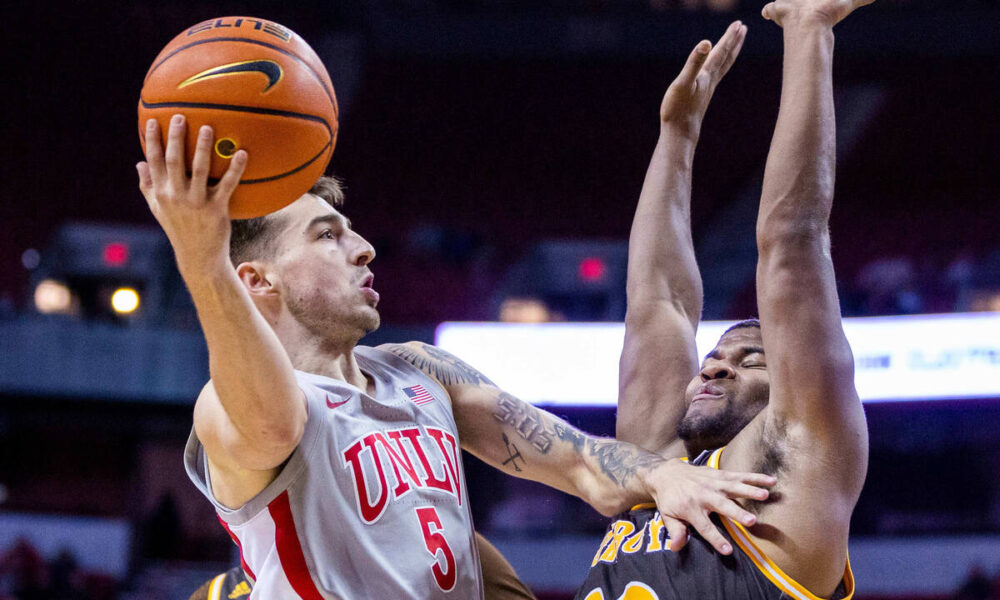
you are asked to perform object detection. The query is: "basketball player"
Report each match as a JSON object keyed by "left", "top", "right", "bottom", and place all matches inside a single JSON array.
[
  {"left": 136, "top": 111, "right": 775, "bottom": 598},
  {"left": 578, "top": 2, "right": 872, "bottom": 598}
]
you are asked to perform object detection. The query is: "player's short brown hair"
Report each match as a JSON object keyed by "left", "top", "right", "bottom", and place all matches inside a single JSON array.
[
  {"left": 229, "top": 176, "right": 345, "bottom": 267},
  {"left": 722, "top": 318, "right": 761, "bottom": 336}
]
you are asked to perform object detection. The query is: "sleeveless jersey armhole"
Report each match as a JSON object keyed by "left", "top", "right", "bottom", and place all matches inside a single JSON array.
[{"left": 709, "top": 447, "right": 856, "bottom": 600}]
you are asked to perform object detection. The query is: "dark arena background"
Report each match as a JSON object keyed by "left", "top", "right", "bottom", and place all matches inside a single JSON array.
[{"left": 1, "top": 0, "right": 999, "bottom": 598}]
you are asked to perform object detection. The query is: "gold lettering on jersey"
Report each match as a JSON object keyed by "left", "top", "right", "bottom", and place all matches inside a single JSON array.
[
  {"left": 646, "top": 513, "right": 667, "bottom": 552},
  {"left": 599, "top": 521, "right": 636, "bottom": 563},
  {"left": 583, "top": 582, "right": 661, "bottom": 600},
  {"left": 593, "top": 513, "right": 671, "bottom": 567},
  {"left": 621, "top": 522, "right": 647, "bottom": 554},
  {"left": 591, "top": 529, "right": 616, "bottom": 567}
]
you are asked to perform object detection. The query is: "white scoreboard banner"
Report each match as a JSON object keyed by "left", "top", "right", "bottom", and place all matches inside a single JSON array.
[{"left": 435, "top": 313, "right": 1000, "bottom": 406}]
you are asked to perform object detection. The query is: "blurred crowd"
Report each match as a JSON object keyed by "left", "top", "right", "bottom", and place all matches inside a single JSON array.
[
  {"left": 956, "top": 565, "right": 1000, "bottom": 600},
  {"left": 0, "top": 540, "right": 115, "bottom": 600}
]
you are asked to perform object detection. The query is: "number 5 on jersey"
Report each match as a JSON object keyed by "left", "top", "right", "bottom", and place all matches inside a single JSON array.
[{"left": 415, "top": 506, "right": 457, "bottom": 591}]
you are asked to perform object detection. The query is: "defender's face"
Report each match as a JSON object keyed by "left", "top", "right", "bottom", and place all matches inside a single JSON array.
[
  {"left": 678, "top": 327, "right": 770, "bottom": 452},
  {"left": 268, "top": 195, "right": 380, "bottom": 338}
]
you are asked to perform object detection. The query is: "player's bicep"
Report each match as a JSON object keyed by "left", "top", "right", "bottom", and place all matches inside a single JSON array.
[
  {"left": 193, "top": 381, "right": 301, "bottom": 472},
  {"left": 617, "top": 306, "right": 699, "bottom": 455}
]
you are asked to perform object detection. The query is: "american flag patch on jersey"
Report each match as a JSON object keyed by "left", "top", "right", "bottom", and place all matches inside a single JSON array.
[{"left": 403, "top": 384, "right": 435, "bottom": 406}]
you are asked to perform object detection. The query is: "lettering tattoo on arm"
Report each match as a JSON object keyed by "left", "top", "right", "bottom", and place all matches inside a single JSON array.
[
  {"left": 386, "top": 343, "right": 496, "bottom": 387},
  {"left": 494, "top": 392, "right": 665, "bottom": 486}
]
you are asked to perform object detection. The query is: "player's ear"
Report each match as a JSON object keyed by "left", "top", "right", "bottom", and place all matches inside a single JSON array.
[{"left": 236, "top": 261, "right": 278, "bottom": 297}]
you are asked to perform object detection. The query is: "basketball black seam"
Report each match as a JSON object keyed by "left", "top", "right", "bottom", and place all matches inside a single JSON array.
[
  {"left": 139, "top": 98, "right": 332, "bottom": 137},
  {"left": 147, "top": 37, "right": 337, "bottom": 119},
  {"left": 198, "top": 141, "right": 332, "bottom": 185}
]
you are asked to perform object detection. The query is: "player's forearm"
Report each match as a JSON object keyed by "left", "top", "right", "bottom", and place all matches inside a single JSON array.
[
  {"left": 185, "top": 263, "right": 305, "bottom": 443},
  {"left": 626, "top": 131, "right": 702, "bottom": 326},
  {"left": 757, "top": 23, "right": 836, "bottom": 253}
]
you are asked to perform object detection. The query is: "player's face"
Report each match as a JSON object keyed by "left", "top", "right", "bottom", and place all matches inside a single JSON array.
[
  {"left": 269, "top": 195, "right": 380, "bottom": 339},
  {"left": 678, "top": 327, "right": 770, "bottom": 453}
]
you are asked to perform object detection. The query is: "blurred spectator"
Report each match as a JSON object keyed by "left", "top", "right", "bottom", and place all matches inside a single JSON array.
[
  {"left": 855, "top": 255, "right": 925, "bottom": 315},
  {"left": 0, "top": 539, "right": 48, "bottom": 600},
  {"left": 955, "top": 564, "right": 991, "bottom": 600}
]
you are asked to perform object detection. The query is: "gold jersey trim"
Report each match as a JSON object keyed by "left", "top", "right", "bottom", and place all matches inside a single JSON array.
[
  {"left": 708, "top": 447, "right": 855, "bottom": 600},
  {"left": 207, "top": 573, "right": 226, "bottom": 600}
]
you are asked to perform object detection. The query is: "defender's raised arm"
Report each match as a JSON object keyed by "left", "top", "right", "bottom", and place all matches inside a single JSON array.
[{"left": 618, "top": 23, "right": 746, "bottom": 455}]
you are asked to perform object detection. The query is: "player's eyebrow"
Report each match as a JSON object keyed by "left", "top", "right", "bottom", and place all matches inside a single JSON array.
[
  {"left": 307, "top": 213, "right": 350, "bottom": 232},
  {"left": 704, "top": 345, "right": 766, "bottom": 362}
]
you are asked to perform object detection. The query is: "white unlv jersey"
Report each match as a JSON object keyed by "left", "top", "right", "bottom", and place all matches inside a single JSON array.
[{"left": 184, "top": 346, "right": 484, "bottom": 599}]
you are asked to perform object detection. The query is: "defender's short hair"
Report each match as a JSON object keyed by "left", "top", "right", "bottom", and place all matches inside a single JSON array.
[
  {"left": 229, "top": 176, "right": 345, "bottom": 267},
  {"left": 722, "top": 318, "right": 761, "bottom": 336}
]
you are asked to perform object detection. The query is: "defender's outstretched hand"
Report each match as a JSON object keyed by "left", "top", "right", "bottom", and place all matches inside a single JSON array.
[
  {"left": 136, "top": 115, "right": 247, "bottom": 276},
  {"left": 659, "top": 20, "right": 747, "bottom": 140},
  {"left": 761, "top": 0, "right": 875, "bottom": 28},
  {"left": 642, "top": 458, "right": 775, "bottom": 555}
]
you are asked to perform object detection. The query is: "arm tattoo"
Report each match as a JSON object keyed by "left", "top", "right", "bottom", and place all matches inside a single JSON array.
[
  {"left": 584, "top": 439, "right": 664, "bottom": 487},
  {"left": 492, "top": 391, "right": 663, "bottom": 486},
  {"left": 387, "top": 343, "right": 496, "bottom": 387},
  {"left": 494, "top": 392, "right": 552, "bottom": 453}
]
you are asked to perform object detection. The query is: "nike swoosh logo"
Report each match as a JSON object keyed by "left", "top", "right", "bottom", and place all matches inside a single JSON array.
[
  {"left": 177, "top": 60, "right": 283, "bottom": 93},
  {"left": 326, "top": 395, "right": 350, "bottom": 409}
]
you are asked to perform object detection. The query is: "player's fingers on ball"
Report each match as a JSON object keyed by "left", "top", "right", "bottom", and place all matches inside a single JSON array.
[
  {"left": 143, "top": 119, "right": 167, "bottom": 183},
  {"left": 164, "top": 114, "right": 188, "bottom": 189},
  {"left": 212, "top": 150, "right": 248, "bottom": 203},
  {"left": 664, "top": 518, "right": 688, "bottom": 552},
  {"left": 692, "top": 514, "right": 732, "bottom": 555},
  {"left": 136, "top": 162, "right": 153, "bottom": 195},
  {"left": 190, "top": 125, "right": 214, "bottom": 188}
]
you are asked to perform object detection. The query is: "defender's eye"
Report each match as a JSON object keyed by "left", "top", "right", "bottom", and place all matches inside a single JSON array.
[{"left": 319, "top": 229, "right": 335, "bottom": 240}]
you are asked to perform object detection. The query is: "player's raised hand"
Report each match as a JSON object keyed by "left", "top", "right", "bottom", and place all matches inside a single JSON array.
[
  {"left": 761, "top": 0, "right": 875, "bottom": 28},
  {"left": 659, "top": 21, "right": 747, "bottom": 140},
  {"left": 136, "top": 115, "right": 247, "bottom": 277},
  {"left": 643, "top": 459, "right": 775, "bottom": 555}
]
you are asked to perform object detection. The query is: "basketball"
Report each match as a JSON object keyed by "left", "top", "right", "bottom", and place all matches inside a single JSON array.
[{"left": 138, "top": 17, "right": 338, "bottom": 219}]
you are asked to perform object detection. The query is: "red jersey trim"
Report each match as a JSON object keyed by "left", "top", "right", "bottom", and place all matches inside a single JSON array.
[
  {"left": 217, "top": 515, "right": 256, "bottom": 582},
  {"left": 268, "top": 490, "right": 324, "bottom": 600}
]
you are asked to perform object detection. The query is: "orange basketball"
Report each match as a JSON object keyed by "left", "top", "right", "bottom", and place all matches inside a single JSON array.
[{"left": 138, "top": 17, "right": 338, "bottom": 219}]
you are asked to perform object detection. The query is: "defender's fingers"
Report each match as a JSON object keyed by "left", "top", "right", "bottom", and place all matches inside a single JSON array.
[
  {"left": 675, "top": 40, "right": 712, "bottom": 88},
  {"left": 716, "top": 25, "right": 747, "bottom": 80},
  {"left": 663, "top": 517, "right": 688, "bottom": 553},
  {"left": 211, "top": 150, "right": 248, "bottom": 204},
  {"left": 703, "top": 21, "right": 742, "bottom": 76},
  {"left": 761, "top": 2, "right": 776, "bottom": 21},
  {"left": 190, "top": 125, "right": 214, "bottom": 189},
  {"left": 164, "top": 114, "right": 188, "bottom": 189},
  {"left": 143, "top": 119, "right": 167, "bottom": 185},
  {"left": 690, "top": 513, "right": 733, "bottom": 555}
]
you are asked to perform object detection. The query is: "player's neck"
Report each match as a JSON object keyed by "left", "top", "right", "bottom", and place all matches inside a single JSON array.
[{"left": 276, "top": 317, "right": 370, "bottom": 392}]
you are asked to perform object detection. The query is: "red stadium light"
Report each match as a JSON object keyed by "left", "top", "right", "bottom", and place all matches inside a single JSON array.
[
  {"left": 102, "top": 242, "right": 129, "bottom": 267},
  {"left": 578, "top": 257, "right": 606, "bottom": 282}
]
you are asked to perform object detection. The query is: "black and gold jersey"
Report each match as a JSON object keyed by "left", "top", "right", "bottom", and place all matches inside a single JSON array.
[
  {"left": 188, "top": 567, "right": 252, "bottom": 600},
  {"left": 574, "top": 448, "right": 854, "bottom": 600}
]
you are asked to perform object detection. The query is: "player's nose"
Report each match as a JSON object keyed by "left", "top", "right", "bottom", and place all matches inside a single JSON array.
[
  {"left": 700, "top": 361, "right": 734, "bottom": 381},
  {"left": 349, "top": 232, "right": 376, "bottom": 267}
]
